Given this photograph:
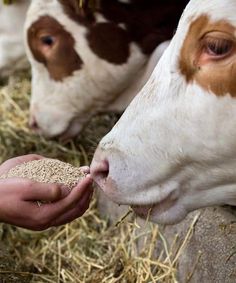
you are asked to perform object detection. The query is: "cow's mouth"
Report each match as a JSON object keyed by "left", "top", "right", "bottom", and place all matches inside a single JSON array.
[
  {"left": 58, "top": 116, "right": 89, "bottom": 141},
  {"left": 131, "top": 194, "right": 176, "bottom": 220},
  {"left": 91, "top": 156, "right": 180, "bottom": 222},
  {"left": 59, "top": 121, "right": 83, "bottom": 141}
]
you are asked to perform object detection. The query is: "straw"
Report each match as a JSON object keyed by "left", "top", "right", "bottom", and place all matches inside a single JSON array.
[{"left": 0, "top": 71, "right": 197, "bottom": 282}]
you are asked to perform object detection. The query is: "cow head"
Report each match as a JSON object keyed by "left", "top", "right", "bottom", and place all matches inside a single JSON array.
[
  {"left": 91, "top": 0, "right": 236, "bottom": 224},
  {"left": 24, "top": 0, "right": 188, "bottom": 138}
]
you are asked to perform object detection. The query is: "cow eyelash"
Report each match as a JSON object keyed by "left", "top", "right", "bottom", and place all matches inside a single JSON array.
[{"left": 204, "top": 37, "right": 234, "bottom": 57}]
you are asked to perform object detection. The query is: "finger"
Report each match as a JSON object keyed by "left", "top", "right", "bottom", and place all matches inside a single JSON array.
[
  {"left": 79, "top": 184, "right": 93, "bottom": 203},
  {"left": 2, "top": 178, "right": 64, "bottom": 202},
  {"left": 14, "top": 154, "right": 45, "bottom": 163},
  {"left": 12, "top": 179, "right": 93, "bottom": 231},
  {"left": 0, "top": 200, "right": 43, "bottom": 231},
  {"left": 57, "top": 175, "right": 93, "bottom": 208},
  {"left": 24, "top": 182, "right": 67, "bottom": 202},
  {"left": 37, "top": 187, "right": 92, "bottom": 230},
  {"left": 0, "top": 154, "right": 45, "bottom": 175},
  {"left": 51, "top": 189, "right": 93, "bottom": 226},
  {"left": 74, "top": 174, "right": 93, "bottom": 191},
  {"left": 80, "top": 166, "right": 90, "bottom": 174},
  {"left": 40, "top": 175, "right": 93, "bottom": 221},
  {"left": 5, "top": 154, "right": 44, "bottom": 166}
]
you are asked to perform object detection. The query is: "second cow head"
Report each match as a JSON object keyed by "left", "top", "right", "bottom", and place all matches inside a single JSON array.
[{"left": 25, "top": 0, "right": 188, "bottom": 138}]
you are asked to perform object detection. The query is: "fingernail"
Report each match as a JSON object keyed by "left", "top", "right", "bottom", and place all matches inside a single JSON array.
[{"left": 81, "top": 166, "right": 90, "bottom": 174}]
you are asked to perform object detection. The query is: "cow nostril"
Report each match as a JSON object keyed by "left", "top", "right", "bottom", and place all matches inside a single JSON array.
[
  {"left": 29, "top": 116, "right": 39, "bottom": 130},
  {"left": 92, "top": 159, "right": 109, "bottom": 182}
]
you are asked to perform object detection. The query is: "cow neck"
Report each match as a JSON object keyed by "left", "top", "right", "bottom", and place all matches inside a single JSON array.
[{"left": 107, "top": 41, "right": 170, "bottom": 112}]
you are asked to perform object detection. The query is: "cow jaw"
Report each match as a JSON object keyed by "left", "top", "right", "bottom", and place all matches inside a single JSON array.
[{"left": 92, "top": 0, "right": 236, "bottom": 224}]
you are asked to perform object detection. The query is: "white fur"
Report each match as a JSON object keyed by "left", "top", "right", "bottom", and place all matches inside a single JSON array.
[
  {"left": 0, "top": 0, "right": 29, "bottom": 78},
  {"left": 91, "top": 0, "right": 236, "bottom": 224},
  {"left": 24, "top": 0, "right": 167, "bottom": 138}
]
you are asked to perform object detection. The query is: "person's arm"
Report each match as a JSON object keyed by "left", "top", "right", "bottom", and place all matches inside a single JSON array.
[{"left": 0, "top": 154, "right": 93, "bottom": 231}]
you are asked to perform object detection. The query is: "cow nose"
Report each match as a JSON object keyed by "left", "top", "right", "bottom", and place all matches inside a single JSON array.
[
  {"left": 91, "top": 159, "right": 109, "bottom": 185},
  {"left": 29, "top": 115, "right": 39, "bottom": 131}
]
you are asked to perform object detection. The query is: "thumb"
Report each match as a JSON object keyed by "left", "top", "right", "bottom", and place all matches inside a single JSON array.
[
  {"left": 4, "top": 178, "right": 68, "bottom": 202},
  {"left": 24, "top": 181, "right": 68, "bottom": 202}
]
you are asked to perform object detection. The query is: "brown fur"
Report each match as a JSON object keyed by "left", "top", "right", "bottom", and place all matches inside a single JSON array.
[
  {"left": 59, "top": 0, "right": 189, "bottom": 56},
  {"left": 179, "top": 15, "right": 236, "bottom": 96},
  {"left": 87, "top": 22, "right": 130, "bottom": 64},
  {"left": 28, "top": 0, "right": 189, "bottom": 79},
  {"left": 28, "top": 16, "right": 83, "bottom": 81}
]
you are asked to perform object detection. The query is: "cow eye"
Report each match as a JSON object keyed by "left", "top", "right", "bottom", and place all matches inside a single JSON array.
[
  {"left": 205, "top": 37, "right": 233, "bottom": 57},
  {"left": 40, "top": 35, "right": 54, "bottom": 46}
]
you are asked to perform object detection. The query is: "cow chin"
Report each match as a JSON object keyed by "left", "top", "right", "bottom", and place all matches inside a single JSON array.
[
  {"left": 33, "top": 115, "right": 88, "bottom": 140},
  {"left": 59, "top": 117, "right": 87, "bottom": 141},
  {"left": 92, "top": 169, "right": 187, "bottom": 225},
  {"left": 96, "top": 179, "right": 187, "bottom": 225},
  {"left": 132, "top": 201, "right": 187, "bottom": 225}
]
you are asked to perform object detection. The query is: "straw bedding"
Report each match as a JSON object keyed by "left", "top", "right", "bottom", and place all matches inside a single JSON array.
[{"left": 0, "top": 72, "right": 197, "bottom": 282}]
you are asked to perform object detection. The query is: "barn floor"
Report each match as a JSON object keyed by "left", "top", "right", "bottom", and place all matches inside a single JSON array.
[{"left": 0, "top": 72, "right": 195, "bottom": 283}]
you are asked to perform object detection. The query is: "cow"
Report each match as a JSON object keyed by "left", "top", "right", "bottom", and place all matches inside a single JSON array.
[
  {"left": 24, "top": 0, "right": 188, "bottom": 139},
  {"left": 0, "top": 0, "right": 29, "bottom": 78},
  {"left": 91, "top": 0, "right": 236, "bottom": 225}
]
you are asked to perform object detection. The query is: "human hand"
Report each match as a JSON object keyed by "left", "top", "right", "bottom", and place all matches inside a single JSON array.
[{"left": 0, "top": 155, "right": 93, "bottom": 231}]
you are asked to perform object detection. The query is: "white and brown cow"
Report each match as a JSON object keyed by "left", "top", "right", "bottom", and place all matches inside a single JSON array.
[
  {"left": 24, "top": 0, "right": 188, "bottom": 139},
  {"left": 0, "top": 0, "right": 29, "bottom": 77},
  {"left": 91, "top": 0, "right": 236, "bottom": 224}
]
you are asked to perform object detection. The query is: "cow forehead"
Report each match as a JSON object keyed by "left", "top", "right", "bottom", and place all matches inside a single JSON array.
[
  {"left": 161, "top": 0, "right": 236, "bottom": 98},
  {"left": 26, "top": 0, "right": 189, "bottom": 57},
  {"left": 180, "top": 0, "right": 236, "bottom": 24},
  {"left": 25, "top": 0, "right": 85, "bottom": 34},
  {"left": 172, "top": 0, "right": 236, "bottom": 49}
]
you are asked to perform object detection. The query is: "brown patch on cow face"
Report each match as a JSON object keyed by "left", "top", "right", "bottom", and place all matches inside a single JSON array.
[
  {"left": 179, "top": 15, "right": 236, "bottom": 96},
  {"left": 28, "top": 16, "right": 83, "bottom": 81},
  {"left": 87, "top": 23, "right": 130, "bottom": 64}
]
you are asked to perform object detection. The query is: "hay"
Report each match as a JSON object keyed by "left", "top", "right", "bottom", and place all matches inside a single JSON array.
[
  {"left": 3, "top": 0, "right": 15, "bottom": 4},
  {"left": 0, "top": 72, "right": 196, "bottom": 282}
]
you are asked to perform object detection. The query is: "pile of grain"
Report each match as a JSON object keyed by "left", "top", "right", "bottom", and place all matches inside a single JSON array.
[{"left": 0, "top": 159, "right": 85, "bottom": 190}]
